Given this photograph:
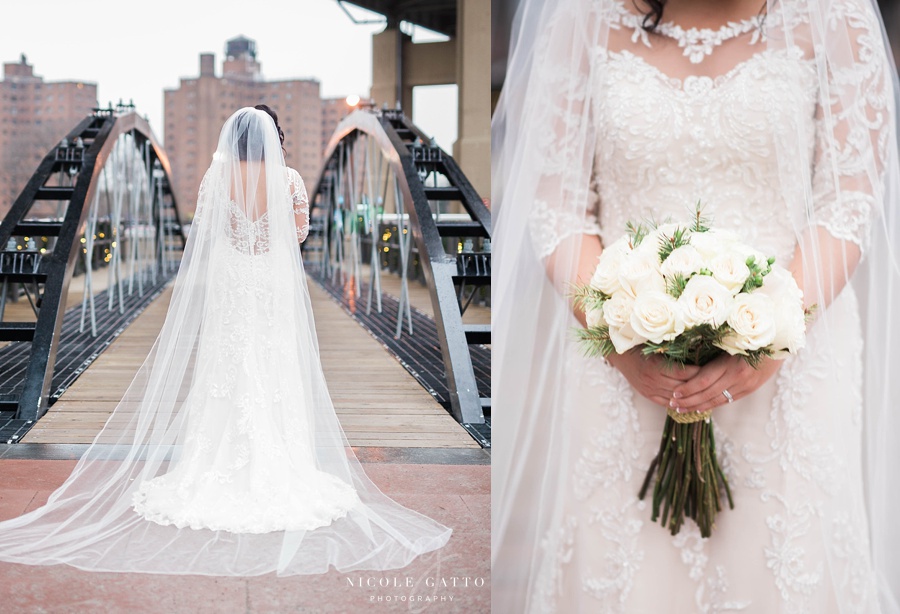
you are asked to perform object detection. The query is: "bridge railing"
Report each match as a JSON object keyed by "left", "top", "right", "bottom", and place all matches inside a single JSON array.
[
  {"left": 0, "top": 107, "right": 185, "bottom": 431},
  {"left": 307, "top": 108, "right": 491, "bottom": 445}
]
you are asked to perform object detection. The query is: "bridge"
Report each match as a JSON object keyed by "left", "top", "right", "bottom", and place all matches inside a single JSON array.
[
  {"left": 0, "top": 105, "right": 491, "bottom": 452},
  {"left": 0, "top": 103, "right": 490, "bottom": 609}
]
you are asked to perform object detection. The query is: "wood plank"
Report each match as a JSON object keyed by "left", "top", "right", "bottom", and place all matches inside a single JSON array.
[{"left": 20, "top": 276, "right": 479, "bottom": 449}]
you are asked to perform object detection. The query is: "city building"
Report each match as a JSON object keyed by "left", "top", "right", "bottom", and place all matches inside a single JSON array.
[
  {"left": 164, "top": 36, "right": 323, "bottom": 216},
  {"left": 321, "top": 95, "right": 364, "bottom": 155},
  {"left": 0, "top": 55, "right": 97, "bottom": 216}
]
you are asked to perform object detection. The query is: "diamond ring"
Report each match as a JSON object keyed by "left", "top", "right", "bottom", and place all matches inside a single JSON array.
[{"left": 722, "top": 389, "right": 734, "bottom": 404}]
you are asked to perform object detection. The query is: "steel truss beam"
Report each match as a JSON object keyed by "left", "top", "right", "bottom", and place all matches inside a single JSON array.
[
  {"left": 0, "top": 109, "right": 185, "bottom": 422},
  {"left": 309, "top": 109, "right": 490, "bottom": 437}
]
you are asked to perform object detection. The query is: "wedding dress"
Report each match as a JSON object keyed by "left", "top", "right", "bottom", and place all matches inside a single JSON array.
[
  {"left": 0, "top": 108, "right": 451, "bottom": 575},
  {"left": 130, "top": 166, "right": 360, "bottom": 534},
  {"left": 492, "top": 0, "right": 900, "bottom": 612}
]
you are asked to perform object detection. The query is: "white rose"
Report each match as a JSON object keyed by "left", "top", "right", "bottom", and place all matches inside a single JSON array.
[
  {"left": 716, "top": 293, "right": 777, "bottom": 355},
  {"left": 724, "top": 235, "right": 768, "bottom": 271},
  {"left": 709, "top": 251, "right": 752, "bottom": 295},
  {"left": 630, "top": 290, "right": 685, "bottom": 344},
  {"left": 585, "top": 307, "right": 606, "bottom": 330},
  {"left": 603, "top": 293, "right": 646, "bottom": 353},
  {"left": 660, "top": 244, "right": 704, "bottom": 279},
  {"left": 618, "top": 250, "right": 666, "bottom": 298},
  {"left": 754, "top": 266, "right": 807, "bottom": 357},
  {"left": 689, "top": 230, "right": 731, "bottom": 260},
  {"left": 678, "top": 275, "right": 734, "bottom": 328},
  {"left": 590, "top": 236, "right": 631, "bottom": 295},
  {"left": 602, "top": 292, "right": 634, "bottom": 330}
]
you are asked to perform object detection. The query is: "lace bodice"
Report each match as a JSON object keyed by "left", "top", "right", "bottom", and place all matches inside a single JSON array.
[
  {"left": 195, "top": 165, "right": 311, "bottom": 254},
  {"left": 591, "top": 47, "right": 817, "bottom": 266},
  {"left": 530, "top": 0, "right": 886, "bottom": 266}
]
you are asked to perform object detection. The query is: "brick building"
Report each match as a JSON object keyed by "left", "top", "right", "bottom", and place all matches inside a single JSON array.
[
  {"left": 321, "top": 96, "right": 361, "bottom": 156},
  {"left": 0, "top": 55, "right": 97, "bottom": 216},
  {"left": 164, "top": 36, "right": 325, "bottom": 217}
]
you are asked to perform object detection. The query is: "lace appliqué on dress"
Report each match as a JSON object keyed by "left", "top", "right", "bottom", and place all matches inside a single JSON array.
[
  {"left": 288, "top": 168, "right": 310, "bottom": 243},
  {"left": 673, "top": 525, "right": 752, "bottom": 612},
  {"left": 580, "top": 501, "right": 645, "bottom": 613},
  {"left": 614, "top": 3, "right": 765, "bottom": 64},
  {"left": 761, "top": 493, "right": 824, "bottom": 612}
]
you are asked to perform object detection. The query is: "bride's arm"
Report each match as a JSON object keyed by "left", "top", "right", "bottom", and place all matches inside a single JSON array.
[
  {"left": 289, "top": 169, "right": 310, "bottom": 244},
  {"left": 546, "top": 233, "right": 603, "bottom": 328}
]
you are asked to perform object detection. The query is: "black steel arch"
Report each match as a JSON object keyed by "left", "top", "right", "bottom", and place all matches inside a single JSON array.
[
  {"left": 0, "top": 109, "right": 185, "bottom": 424},
  {"left": 308, "top": 108, "right": 490, "bottom": 441}
]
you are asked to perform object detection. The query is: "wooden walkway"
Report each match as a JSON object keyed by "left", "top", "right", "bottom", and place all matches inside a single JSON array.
[{"left": 19, "top": 279, "right": 479, "bottom": 448}]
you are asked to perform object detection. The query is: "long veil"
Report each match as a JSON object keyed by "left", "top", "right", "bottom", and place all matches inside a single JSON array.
[
  {"left": 0, "top": 107, "right": 450, "bottom": 575},
  {"left": 492, "top": 0, "right": 900, "bottom": 611}
]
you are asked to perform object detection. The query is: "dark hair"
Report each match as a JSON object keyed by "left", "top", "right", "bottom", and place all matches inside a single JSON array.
[
  {"left": 639, "top": 0, "right": 665, "bottom": 30},
  {"left": 254, "top": 103, "right": 285, "bottom": 147},
  {"left": 637, "top": 0, "right": 768, "bottom": 32}
]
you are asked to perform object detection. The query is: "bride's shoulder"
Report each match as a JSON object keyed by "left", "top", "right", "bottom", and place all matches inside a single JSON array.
[{"left": 284, "top": 166, "right": 304, "bottom": 184}]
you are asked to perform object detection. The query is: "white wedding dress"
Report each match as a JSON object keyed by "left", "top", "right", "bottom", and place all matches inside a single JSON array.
[
  {"left": 131, "top": 167, "right": 360, "bottom": 534},
  {"left": 523, "top": 2, "right": 882, "bottom": 612}
]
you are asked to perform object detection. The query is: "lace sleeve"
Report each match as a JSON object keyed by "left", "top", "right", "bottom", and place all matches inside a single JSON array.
[
  {"left": 287, "top": 168, "right": 310, "bottom": 243},
  {"left": 530, "top": 177, "right": 602, "bottom": 261},
  {"left": 810, "top": 0, "right": 892, "bottom": 257},
  {"left": 524, "top": 2, "right": 603, "bottom": 261}
]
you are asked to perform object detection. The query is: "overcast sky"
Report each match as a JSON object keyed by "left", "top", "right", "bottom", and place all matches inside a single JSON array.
[{"left": 0, "top": 0, "right": 457, "bottom": 151}]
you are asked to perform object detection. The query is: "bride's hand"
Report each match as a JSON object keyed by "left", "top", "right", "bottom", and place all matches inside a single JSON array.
[
  {"left": 608, "top": 350, "right": 700, "bottom": 407},
  {"left": 670, "top": 354, "right": 782, "bottom": 414}
]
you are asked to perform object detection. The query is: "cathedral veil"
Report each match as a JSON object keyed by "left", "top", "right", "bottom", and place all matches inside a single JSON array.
[
  {"left": 0, "top": 107, "right": 451, "bottom": 575},
  {"left": 491, "top": 0, "right": 900, "bottom": 611}
]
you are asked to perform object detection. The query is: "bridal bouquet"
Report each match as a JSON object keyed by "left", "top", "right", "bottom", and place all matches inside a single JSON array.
[{"left": 573, "top": 208, "right": 812, "bottom": 538}]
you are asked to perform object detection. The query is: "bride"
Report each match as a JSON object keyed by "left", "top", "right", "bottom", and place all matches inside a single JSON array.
[
  {"left": 0, "top": 106, "right": 451, "bottom": 574},
  {"left": 492, "top": 0, "right": 900, "bottom": 612}
]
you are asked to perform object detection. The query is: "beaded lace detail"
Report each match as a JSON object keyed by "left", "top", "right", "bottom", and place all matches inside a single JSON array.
[{"left": 619, "top": 7, "right": 765, "bottom": 63}]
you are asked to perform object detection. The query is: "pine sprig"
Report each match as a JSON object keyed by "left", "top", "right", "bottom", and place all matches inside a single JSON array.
[
  {"left": 658, "top": 226, "right": 690, "bottom": 263},
  {"left": 574, "top": 326, "right": 616, "bottom": 358},
  {"left": 666, "top": 273, "right": 689, "bottom": 299},
  {"left": 626, "top": 220, "right": 649, "bottom": 248},
  {"left": 690, "top": 200, "right": 711, "bottom": 233},
  {"left": 742, "top": 347, "right": 774, "bottom": 369},
  {"left": 641, "top": 324, "right": 730, "bottom": 368},
  {"left": 570, "top": 283, "right": 609, "bottom": 314}
]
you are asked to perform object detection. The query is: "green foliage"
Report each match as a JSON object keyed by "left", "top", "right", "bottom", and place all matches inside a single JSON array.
[
  {"left": 742, "top": 347, "right": 774, "bottom": 369},
  {"left": 690, "top": 201, "right": 711, "bottom": 233},
  {"left": 740, "top": 255, "right": 773, "bottom": 293},
  {"left": 574, "top": 325, "right": 616, "bottom": 358},
  {"left": 625, "top": 220, "right": 649, "bottom": 248},
  {"left": 666, "top": 273, "right": 689, "bottom": 299},
  {"left": 640, "top": 323, "right": 729, "bottom": 368},
  {"left": 658, "top": 226, "right": 690, "bottom": 263},
  {"left": 570, "top": 282, "right": 609, "bottom": 315}
]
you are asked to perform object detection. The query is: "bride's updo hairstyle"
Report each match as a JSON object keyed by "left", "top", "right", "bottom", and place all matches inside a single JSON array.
[{"left": 254, "top": 103, "right": 285, "bottom": 148}]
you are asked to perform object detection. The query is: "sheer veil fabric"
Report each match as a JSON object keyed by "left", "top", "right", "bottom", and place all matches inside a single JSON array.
[
  {"left": 492, "top": 0, "right": 900, "bottom": 611},
  {"left": 0, "top": 108, "right": 450, "bottom": 575}
]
